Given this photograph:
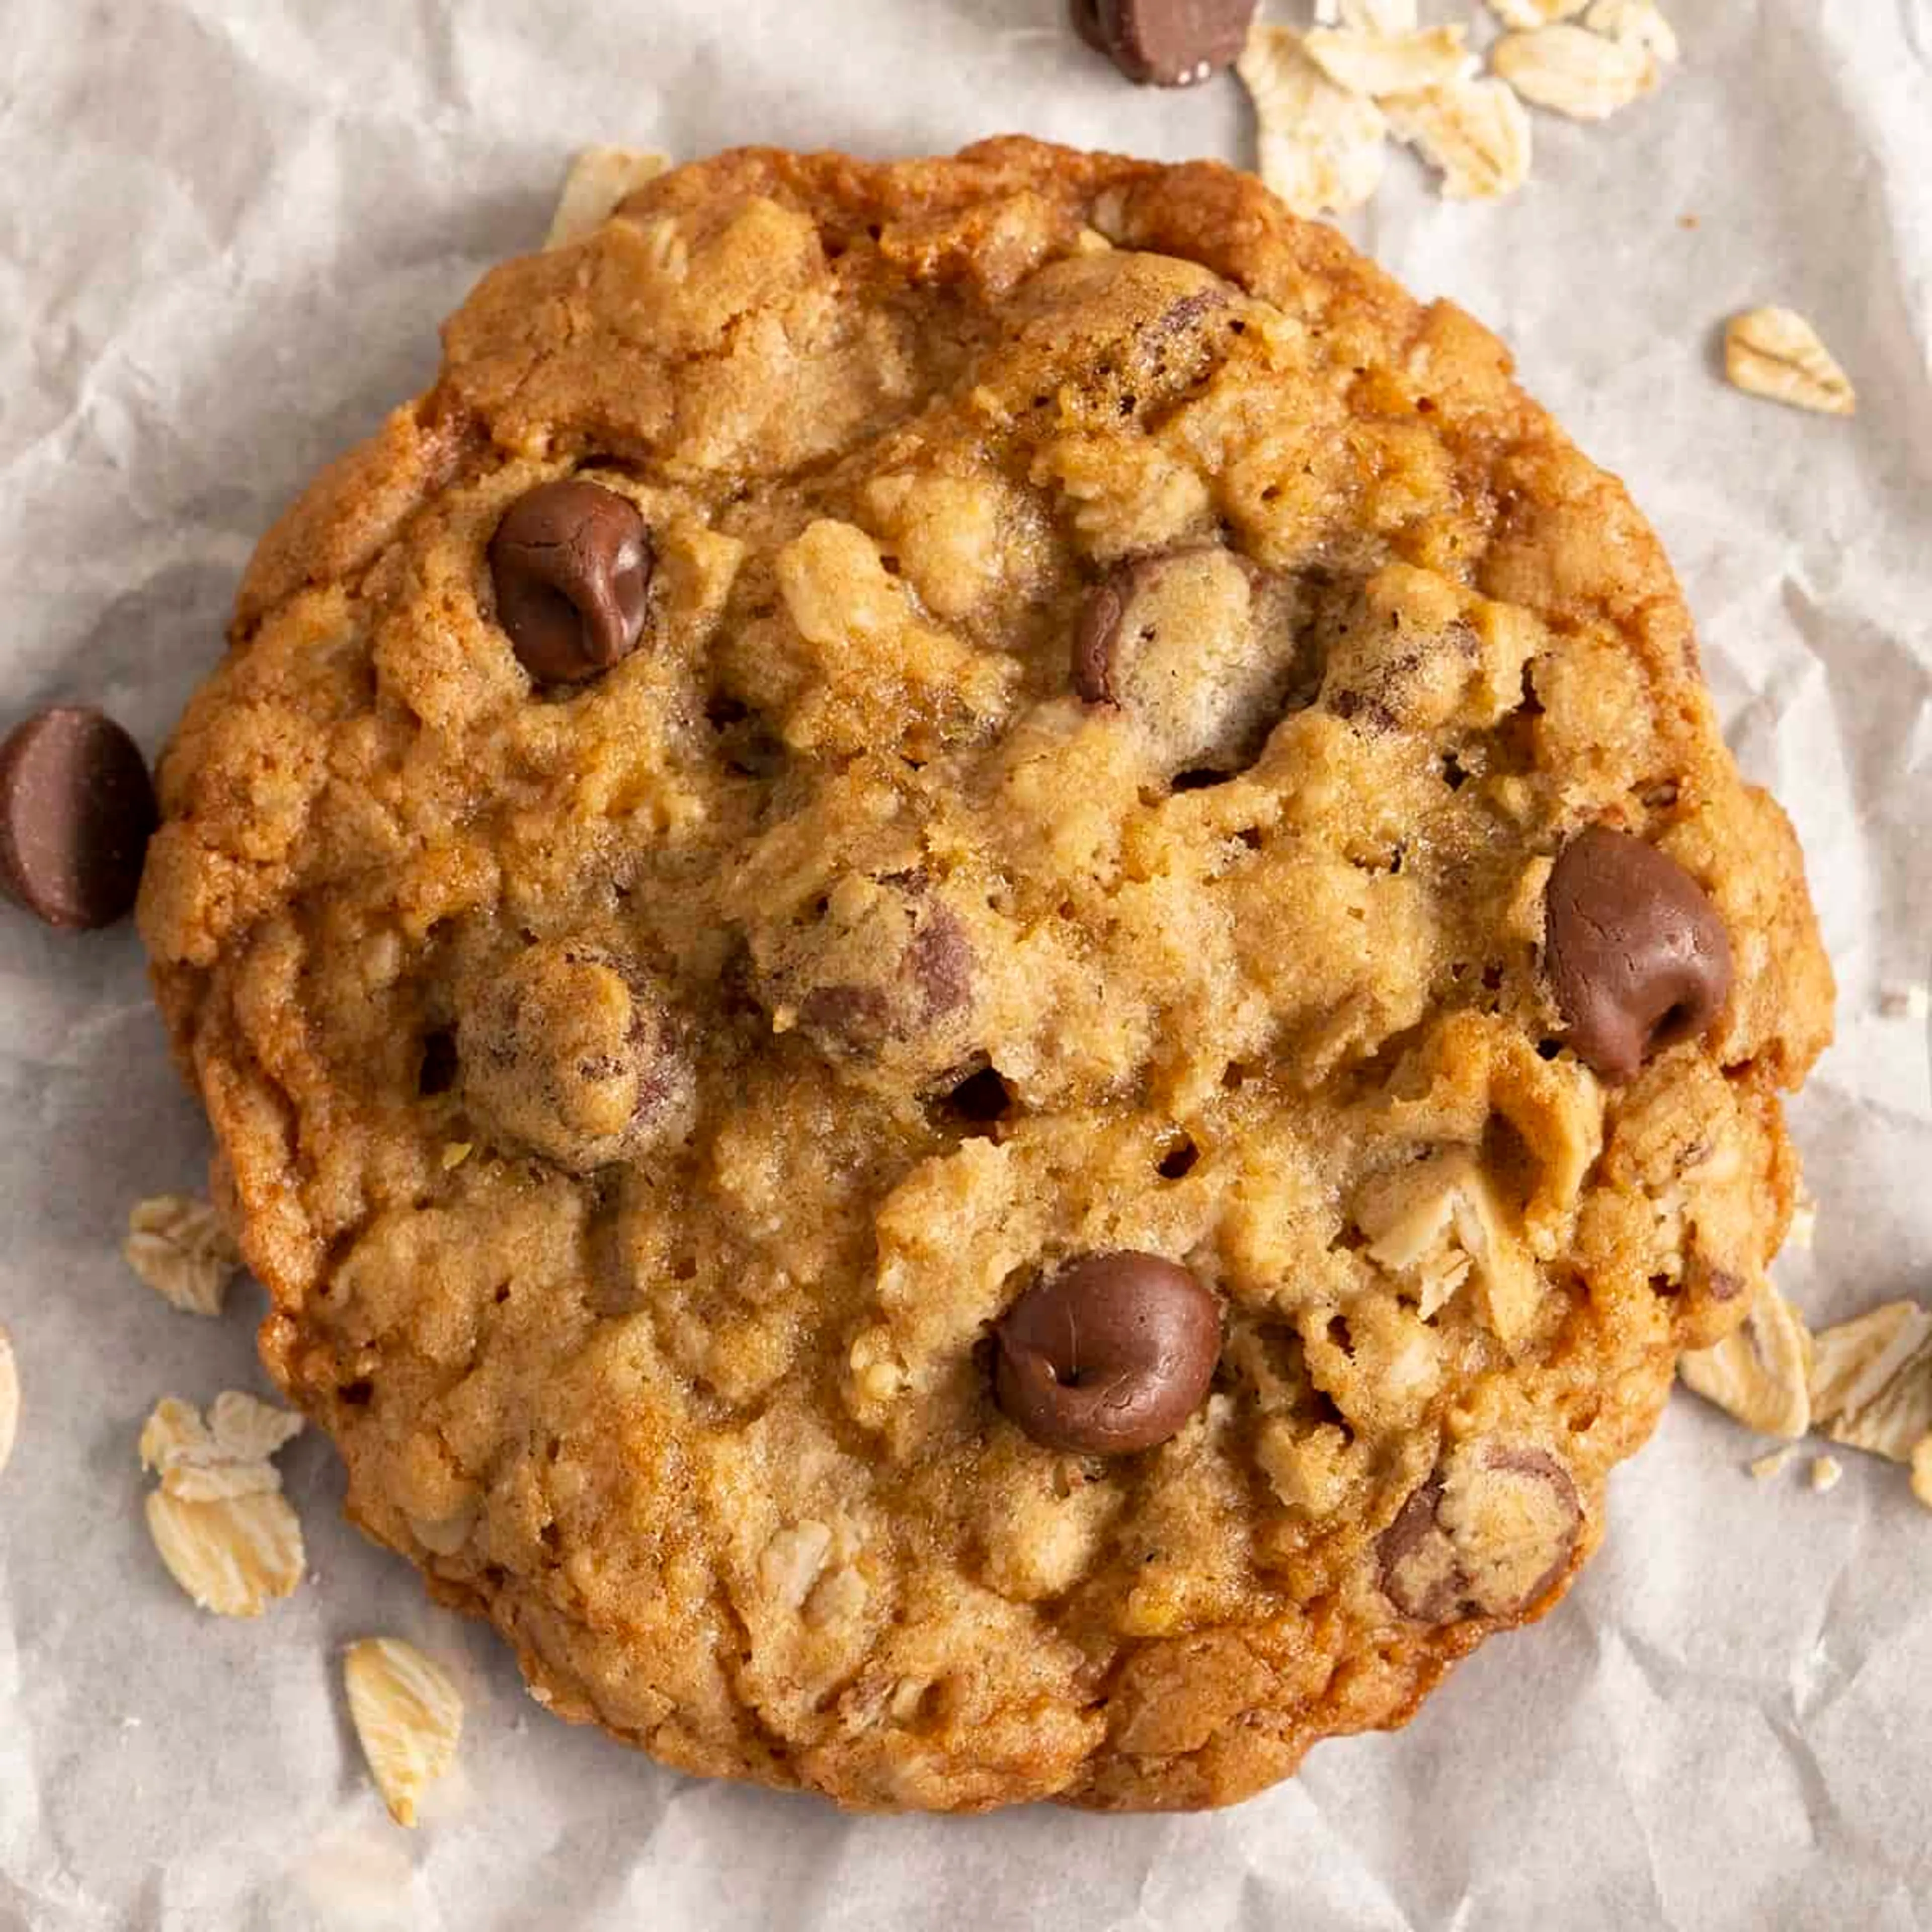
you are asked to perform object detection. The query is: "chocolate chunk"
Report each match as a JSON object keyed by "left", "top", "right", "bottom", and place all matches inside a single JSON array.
[
  {"left": 0, "top": 707, "right": 157, "bottom": 930},
  {"left": 488, "top": 479, "right": 653, "bottom": 685},
  {"left": 1078, "top": 0, "right": 1259, "bottom": 86},
  {"left": 1544, "top": 826, "right": 1734, "bottom": 1083},
  {"left": 1072, "top": 576, "right": 1129, "bottom": 706},
  {"left": 994, "top": 1251, "right": 1220, "bottom": 1454},
  {"left": 1378, "top": 1442, "right": 1582, "bottom": 1624}
]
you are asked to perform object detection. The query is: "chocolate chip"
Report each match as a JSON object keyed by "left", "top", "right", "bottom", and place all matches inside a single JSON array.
[
  {"left": 0, "top": 707, "right": 157, "bottom": 930},
  {"left": 994, "top": 1251, "right": 1220, "bottom": 1454},
  {"left": 1378, "top": 1442, "right": 1582, "bottom": 1624},
  {"left": 1544, "top": 826, "right": 1734, "bottom": 1083},
  {"left": 1077, "top": 0, "right": 1258, "bottom": 85},
  {"left": 488, "top": 479, "right": 653, "bottom": 685}
]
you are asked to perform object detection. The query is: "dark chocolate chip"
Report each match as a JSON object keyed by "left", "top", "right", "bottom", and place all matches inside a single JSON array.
[
  {"left": 994, "top": 1251, "right": 1220, "bottom": 1454},
  {"left": 0, "top": 707, "right": 157, "bottom": 930},
  {"left": 1086, "top": 0, "right": 1259, "bottom": 86},
  {"left": 1073, "top": 577, "right": 1128, "bottom": 706},
  {"left": 488, "top": 479, "right": 653, "bottom": 685},
  {"left": 1544, "top": 826, "right": 1734, "bottom": 1083},
  {"left": 907, "top": 904, "right": 974, "bottom": 1021}
]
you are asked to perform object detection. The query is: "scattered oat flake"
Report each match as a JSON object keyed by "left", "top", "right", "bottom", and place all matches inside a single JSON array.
[
  {"left": 1485, "top": 0, "right": 1589, "bottom": 25},
  {"left": 141, "top": 1392, "right": 302, "bottom": 1503},
  {"left": 1385, "top": 77, "right": 1534, "bottom": 202},
  {"left": 440, "top": 1142, "right": 474, "bottom": 1171},
  {"left": 1880, "top": 982, "right": 1930, "bottom": 1021},
  {"left": 1240, "top": 25, "right": 1389, "bottom": 219},
  {"left": 1491, "top": 25, "right": 1658, "bottom": 120},
  {"left": 1334, "top": 0, "right": 1419, "bottom": 30},
  {"left": 1809, "top": 1301, "right": 1932, "bottom": 1463},
  {"left": 1748, "top": 1447, "right": 1794, "bottom": 1481},
  {"left": 544, "top": 145, "right": 669, "bottom": 249},
  {"left": 1584, "top": 0, "right": 1680, "bottom": 64},
  {"left": 124, "top": 1194, "right": 241, "bottom": 1319},
  {"left": 0, "top": 1327, "right": 17, "bottom": 1479},
  {"left": 345, "top": 1639, "right": 464, "bottom": 1828},
  {"left": 1724, "top": 307, "right": 1857, "bottom": 416},
  {"left": 146, "top": 1488, "right": 305, "bottom": 1618},
  {"left": 1678, "top": 1284, "right": 1812, "bottom": 1439},
  {"left": 1810, "top": 1455, "right": 1843, "bottom": 1494},
  {"left": 1304, "top": 25, "right": 1475, "bottom": 98},
  {"left": 1911, "top": 1438, "right": 1932, "bottom": 1511}
]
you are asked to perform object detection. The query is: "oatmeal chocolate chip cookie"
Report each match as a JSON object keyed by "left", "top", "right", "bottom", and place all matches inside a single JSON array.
[{"left": 137, "top": 140, "right": 1833, "bottom": 1813}]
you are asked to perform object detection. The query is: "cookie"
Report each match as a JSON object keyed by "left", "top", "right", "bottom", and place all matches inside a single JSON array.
[{"left": 137, "top": 140, "right": 1833, "bottom": 1813}]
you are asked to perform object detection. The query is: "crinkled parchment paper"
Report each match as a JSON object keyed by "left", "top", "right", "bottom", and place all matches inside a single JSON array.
[{"left": 1, "top": 2, "right": 1927, "bottom": 1926}]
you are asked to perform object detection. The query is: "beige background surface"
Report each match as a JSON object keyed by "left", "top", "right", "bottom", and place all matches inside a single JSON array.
[{"left": 0, "top": 2, "right": 1927, "bottom": 1926}]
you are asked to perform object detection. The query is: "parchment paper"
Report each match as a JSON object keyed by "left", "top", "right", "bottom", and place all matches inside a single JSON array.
[{"left": 1, "top": 2, "right": 1927, "bottom": 1926}]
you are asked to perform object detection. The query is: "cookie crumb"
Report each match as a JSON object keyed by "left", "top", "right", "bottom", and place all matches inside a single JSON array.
[
  {"left": 1748, "top": 1447, "right": 1794, "bottom": 1481},
  {"left": 124, "top": 1194, "right": 242, "bottom": 1319},
  {"left": 1879, "top": 982, "right": 1929, "bottom": 1022},
  {"left": 1809, "top": 1455, "right": 1842, "bottom": 1494},
  {"left": 1677, "top": 212, "right": 1699, "bottom": 229},
  {"left": 1724, "top": 307, "right": 1857, "bottom": 416},
  {"left": 344, "top": 1638, "right": 464, "bottom": 1828},
  {"left": 545, "top": 146, "right": 669, "bottom": 250},
  {"left": 1911, "top": 1438, "right": 1932, "bottom": 1512},
  {"left": 0, "top": 1326, "right": 17, "bottom": 1479}
]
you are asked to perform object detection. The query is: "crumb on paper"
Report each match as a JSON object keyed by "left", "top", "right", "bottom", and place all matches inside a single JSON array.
[
  {"left": 1724, "top": 307, "right": 1857, "bottom": 416},
  {"left": 0, "top": 1325, "right": 17, "bottom": 1479},
  {"left": 123, "top": 1194, "right": 242, "bottom": 1319},
  {"left": 1678, "top": 1285, "right": 1812, "bottom": 1439},
  {"left": 1385, "top": 76, "right": 1534, "bottom": 201},
  {"left": 1490, "top": 24, "right": 1659, "bottom": 121},
  {"left": 1238, "top": 24, "right": 1389, "bottom": 218},
  {"left": 1809, "top": 1455, "right": 1843, "bottom": 1494},
  {"left": 345, "top": 1638, "right": 464, "bottom": 1829},
  {"left": 1879, "top": 982, "right": 1930, "bottom": 1021},
  {"left": 544, "top": 146, "right": 670, "bottom": 249},
  {"left": 1911, "top": 1438, "right": 1932, "bottom": 1512},
  {"left": 1303, "top": 25, "right": 1476, "bottom": 99},
  {"left": 1678, "top": 212, "right": 1699, "bottom": 229},
  {"left": 1749, "top": 1447, "right": 1794, "bottom": 1481}
]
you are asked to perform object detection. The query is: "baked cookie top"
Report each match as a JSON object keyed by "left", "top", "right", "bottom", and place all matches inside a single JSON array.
[{"left": 138, "top": 139, "right": 1832, "bottom": 1813}]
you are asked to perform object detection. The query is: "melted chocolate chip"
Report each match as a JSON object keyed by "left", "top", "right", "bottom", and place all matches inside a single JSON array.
[
  {"left": 0, "top": 707, "right": 157, "bottom": 930},
  {"left": 994, "top": 1251, "right": 1221, "bottom": 1454},
  {"left": 1544, "top": 827, "right": 1734, "bottom": 1083},
  {"left": 488, "top": 479, "right": 653, "bottom": 685}
]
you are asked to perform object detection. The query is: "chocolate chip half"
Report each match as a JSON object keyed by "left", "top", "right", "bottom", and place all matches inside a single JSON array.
[
  {"left": 1076, "top": 0, "right": 1259, "bottom": 86},
  {"left": 995, "top": 1251, "right": 1220, "bottom": 1454},
  {"left": 488, "top": 479, "right": 653, "bottom": 685},
  {"left": 1544, "top": 826, "right": 1734, "bottom": 1083},
  {"left": 0, "top": 707, "right": 157, "bottom": 930}
]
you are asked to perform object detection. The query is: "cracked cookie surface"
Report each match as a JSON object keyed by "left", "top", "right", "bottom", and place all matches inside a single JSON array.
[{"left": 138, "top": 139, "right": 1832, "bottom": 1812}]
